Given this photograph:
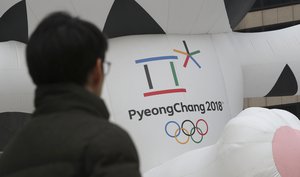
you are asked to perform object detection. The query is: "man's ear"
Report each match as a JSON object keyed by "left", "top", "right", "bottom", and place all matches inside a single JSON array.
[
  {"left": 85, "top": 59, "right": 103, "bottom": 95},
  {"left": 91, "top": 59, "right": 103, "bottom": 85}
]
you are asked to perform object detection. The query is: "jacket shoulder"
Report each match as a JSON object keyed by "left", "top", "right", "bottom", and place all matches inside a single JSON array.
[{"left": 84, "top": 123, "right": 141, "bottom": 177}]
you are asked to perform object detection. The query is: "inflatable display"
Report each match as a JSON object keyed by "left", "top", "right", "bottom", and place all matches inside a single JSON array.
[
  {"left": 1, "top": 0, "right": 300, "bottom": 173},
  {"left": 144, "top": 107, "right": 300, "bottom": 177}
]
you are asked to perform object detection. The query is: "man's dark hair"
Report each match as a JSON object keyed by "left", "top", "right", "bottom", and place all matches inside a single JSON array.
[{"left": 26, "top": 12, "right": 108, "bottom": 86}]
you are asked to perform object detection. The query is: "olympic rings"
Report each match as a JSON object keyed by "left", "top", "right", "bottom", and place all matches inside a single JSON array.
[{"left": 165, "top": 119, "right": 208, "bottom": 144}]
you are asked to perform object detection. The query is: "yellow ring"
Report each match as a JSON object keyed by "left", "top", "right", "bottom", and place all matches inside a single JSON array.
[{"left": 174, "top": 128, "right": 190, "bottom": 144}]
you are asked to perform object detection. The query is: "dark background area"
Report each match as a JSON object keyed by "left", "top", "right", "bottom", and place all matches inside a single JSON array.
[{"left": 266, "top": 102, "right": 300, "bottom": 119}]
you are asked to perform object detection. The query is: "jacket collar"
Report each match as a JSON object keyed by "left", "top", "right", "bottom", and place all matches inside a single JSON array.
[{"left": 33, "top": 83, "right": 109, "bottom": 120}]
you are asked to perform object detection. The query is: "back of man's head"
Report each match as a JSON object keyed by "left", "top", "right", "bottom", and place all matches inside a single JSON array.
[{"left": 26, "top": 12, "right": 108, "bottom": 86}]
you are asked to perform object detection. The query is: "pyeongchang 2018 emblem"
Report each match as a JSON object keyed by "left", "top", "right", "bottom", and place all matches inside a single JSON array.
[{"left": 135, "top": 40, "right": 201, "bottom": 97}]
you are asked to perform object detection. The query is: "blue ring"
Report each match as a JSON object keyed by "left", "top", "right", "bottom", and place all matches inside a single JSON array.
[{"left": 165, "top": 121, "right": 181, "bottom": 138}]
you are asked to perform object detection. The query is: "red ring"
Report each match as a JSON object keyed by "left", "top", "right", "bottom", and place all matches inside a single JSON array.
[{"left": 196, "top": 119, "right": 208, "bottom": 135}]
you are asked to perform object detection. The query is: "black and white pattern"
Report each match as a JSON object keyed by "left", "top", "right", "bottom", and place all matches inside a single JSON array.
[
  {"left": 103, "top": 0, "right": 165, "bottom": 38},
  {"left": 0, "top": 0, "right": 28, "bottom": 43},
  {"left": 265, "top": 64, "right": 298, "bottom": 97},
  {"left": 0, "top": 0, "right": 238, "bottom": 42}
]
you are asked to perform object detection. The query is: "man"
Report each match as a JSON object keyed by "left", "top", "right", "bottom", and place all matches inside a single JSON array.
[{"left": 0, "top": 12, "right": 141, "bottom": 177}]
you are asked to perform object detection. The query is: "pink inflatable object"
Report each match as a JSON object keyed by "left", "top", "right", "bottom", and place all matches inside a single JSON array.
[{"left": 273, "top": 126, "right": 300, "bottom": 177}]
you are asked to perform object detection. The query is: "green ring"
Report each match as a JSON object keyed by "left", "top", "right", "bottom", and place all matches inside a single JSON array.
[{"left": 190, "top": 127, "right": 203, "bottom": 143}]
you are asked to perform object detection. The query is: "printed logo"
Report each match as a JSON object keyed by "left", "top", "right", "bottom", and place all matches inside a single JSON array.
[
  {"left": 174, "top": 40, "right": 201, "bottom": 69},
  {"left": 165, "top": 119, "right": 208, "bottom": 144},
  {"left": 130, "top": 41, "right": 218, "bottom": 145},
  {"left": 135, "top": 40, "right": 201, "bottom": 97}
]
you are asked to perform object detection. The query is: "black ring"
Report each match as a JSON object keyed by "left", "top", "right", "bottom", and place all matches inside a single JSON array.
[{"left": 181, "top": 119, "right": 195, "bottom": 136}]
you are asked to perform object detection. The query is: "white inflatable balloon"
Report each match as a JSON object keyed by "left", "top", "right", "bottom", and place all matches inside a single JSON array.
[
  {"left": 144, "top": 107, "right": 300, "bottom": 177},
  {"left": 1, "top": 0, "right": 300, "bottom": 173}
]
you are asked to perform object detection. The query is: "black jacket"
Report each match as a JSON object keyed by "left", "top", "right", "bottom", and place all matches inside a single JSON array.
[{"left": 0, "top": 84, "right": 141, "bottom": 177}]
